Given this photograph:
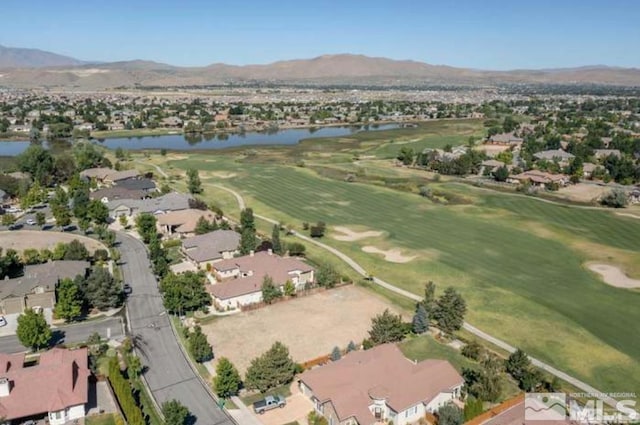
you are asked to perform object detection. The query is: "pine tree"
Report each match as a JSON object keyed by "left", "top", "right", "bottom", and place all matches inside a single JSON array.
[
  {"left": 245, "top": 341, "right": 295, "bottom": 392},
  {"left": 411, "top": 302, "right": 428, "bottom": 334},
  {"left": 188, "top": 326, "right": 213, "bottom": 362},
  {"left": 423, "top": 281, "right": 437, "bottom": 315},
  {"left": 271, "top": 224, "right": 283, "bottom": 255},
  {"left": 261, "top": 275, "right": 282, "bottom": 304},
  {"left": 433, "top": 287, "right": 466, "bottom": 334},
  {"left": 213, "top": 357, "right": 242, "bottom": 398},
  {"left": 368, "top": 309, "right": 405, "bottom": 345},
  {"left": 186, "top": 169, "right": 202, "bottom": 194},
  {"left": 54, "top": 278, "right": 83, "bottom": 321},
  {"left": 346, "top": 341, "right": 357, "bottom": 352},
  {"left": 330, "top": 346, "right": 342, "bottom": 361}
]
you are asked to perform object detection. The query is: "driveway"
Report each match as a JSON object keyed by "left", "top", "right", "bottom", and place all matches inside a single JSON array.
[{"left": 253, "top": 384, "right": 314, "bottom": 425}]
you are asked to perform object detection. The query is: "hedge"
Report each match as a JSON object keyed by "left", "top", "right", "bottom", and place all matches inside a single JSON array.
[{"left": 108, "top": 358, "right": 145, "bottom": 425}]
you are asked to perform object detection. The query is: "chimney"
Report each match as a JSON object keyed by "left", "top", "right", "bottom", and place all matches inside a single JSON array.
[
  {"left": 249, "top": 250, "right": 254, "bottom": 257},
  {"left": 0, "top": 378, "right": 10, "bottom": 397},
  {"left": 267, "top": 249, "right": 273, "bottom": 255}
]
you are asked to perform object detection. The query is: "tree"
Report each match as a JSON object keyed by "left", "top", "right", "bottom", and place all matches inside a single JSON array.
[
  {"left": 88, "top": 199, "right": 109, "bottom": 224},
  {"left": 287, "top": 242, "right": 306, "bottom": 256},
  {"left": 186, "top": 168, "right": 202, "bottom": 194},
  {"left": 21, "top": 181, "right": 47, "bottom": 209},
  {"left": 283, "top": 280, "right": 296, "bottom": 297},
  {"left": 368, "top": 309, "right": 406, "bottom": 345},
  {"left": 214, "top": 357, "right": 242, "bottom": 398},
  {"left": 188, "top": 326, "right": 213, "bottom": 362},
  {"left": 81, "top": 267, "right": 123, "bottom": 310},
  {"left": 72, "top": 189, "right": 90, "bottom": 221},
  {"left": 162, "top": 400, "right": 190, "bottom": 425},
  {"left": 464, "top": 355, "right": 503, "bottom": 402},
  {"left": 309, "top": 221, "right": 326, "bottom": 238},
  {"left": 119, "top": 214, "right": 128, "bottom": 228},
  {"left": 433, "top": 287, "right": 466, "bottom": 334},
  {"left": 397, "top": 146, "right": 415, "bottom": 165},
  {"left": 54, "top": 278, "right": 83, "bottom": 321},
  {"left": 194, "top": 216, "right": 217, "bottom": 235},
  {"left": 135, "top": 213, "right": 157, "bottom": 243},
  {"left": 35, "top": 211, "right": 46, "bottom": 226},
  {"left": 17, "top": 145, "right": 54, "bottom": 185},
  {"left": 600, "top": 189, "right": 628, "bottom": 208},
  {"left": 261, "top": 275, "right": 282, "bottom": 304},
  {"left": 115, "top": 147, "right": 126, "bottom": 160},
  {"left": 330, "top": 346, "right": 342, "bottom": 361},
  {"left": 464, "top": 397, "right": 484, "bottom": 421},
  {"left": 64, "top": 239, "right": 89, "bottom": 261},
  {"left": 493, "top": 165, "right": 510, "bottom": 182},
  {"left": 52, "top": 204, "right": 71, "bottom": 228},
  {"left": 316, "top": 263, "right": 339, "bottom": 288},
  {"left": 239, "top": 208, "right": 257, "bottom": 255},
  {"left": 346, "top": 341, "right": 357, "bottom": 352},
  {"left": 127, "top": 355, "right": 143, "bottom": 379},
  {"left": 271, "top": 224, "right": 283, "bottom": 255},
  {"left": 16, "top": 308, "right": 52, "bottom": 350},
  {"left": 505, "top": 348, "right": 530, "bottom": 381},
  {"left": 438, "top": 403, "right": 464, "bottom": 425},
  {"left": 22, "top": 249, "right": 41, "bottom": 265},
  {"left": 245, "top": 341, "right": 295, "bottom": 392},
  {"left": 422, "top": 281, "right": 437, "bottom": 315},
  {"left": 73, "top": 142, "right": 109, "bottom": 171},
  {"left": 461, "top": 340, "right": 483, "bottom": 361},
  {"left": 1, "top": 214, "right": 16, "bottom": 226},
  {"left": 159, "top": 272, "right": 210, "bottom": 314},
  {"left": 411, "top": 303, "right": 428, "bottom": 334}
]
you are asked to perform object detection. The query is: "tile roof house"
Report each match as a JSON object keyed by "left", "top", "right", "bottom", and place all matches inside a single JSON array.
[
  {"left": 488, "top": 132, "right": 524, "bottom": 146},
  {"left": 0, "top": 261, "right": 90, "bottom": 315},
  {"left": 108, "top": 192, "right": 192, "bottom": 218},
  {"left": 181, "top": 229, "right": 241, "bottom": 268},
  {"left": 157, "top": 209, "right": 217, "bottom": 238},
  {"left": 533, "top": 149, "right": 575, "bottom": 164},
  {"left": 209, "top": 251, "right": 314, "bottom": 309},
  {"left": 298, "top": 344, "right": 464, "bottom": 425},
  {"left": 507, "top": 170, "right": 570, "bottom": 187},
  {"left": 0, "top": 348, "right": 90, "bottom": 425}
]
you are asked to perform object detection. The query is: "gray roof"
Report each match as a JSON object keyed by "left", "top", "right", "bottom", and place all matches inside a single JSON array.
[
  {"left": 533, "top": 149, "right": 575, "bottom": 161},
  {"left": 183, "top": 230, "right": 241, "bottom": 263},
  {"left": 115, "top": 178, "right": 156, "bottom": 191},
  {"left": 0, "top": 261, "right": 90, "bottom": 299},
  {"left": 90, "top": 186, "right": 145, "bottom": 201},
  {"left": 108, "top": 192, "right": 192, "bottom": 214}
]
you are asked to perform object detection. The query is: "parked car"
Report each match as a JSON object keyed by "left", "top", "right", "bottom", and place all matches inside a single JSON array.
[
  {"left": 123, "top": 284, "right": 132, "bottom": 295},
  {"left": 0, "top": 317, "right": 6, "bottom": 327},
  {"left": 26, "top": 219, "right": 36, "bottom": 225},
  {"left": 8, "top": 223, "right": 23, "bottom": 231},
  {"left": 253, "top": 395, "right": 286, "bottom": 414},
  {"left": 62, "top": 224, "right": 77, "bottom": 232}
]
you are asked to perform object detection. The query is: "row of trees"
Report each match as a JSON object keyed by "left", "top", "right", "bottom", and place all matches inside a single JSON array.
[
  {"left": 55, "top": 266, "right": 123, "bottom": 321},
  {"left": 160, "top": 271, "right": 211, "bottom": 315}
]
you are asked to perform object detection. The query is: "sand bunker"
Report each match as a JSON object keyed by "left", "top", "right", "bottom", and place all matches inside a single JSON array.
[
  {"left": 616, "top": 212, "right": 640, "bottom": 220},
  {"left": 587, "top": 264, "right": 640, "bottom": 289},
  {"left": 206, "top": 171, "right": 237, "bottom": 179},
  {"left": 362, "top": 246, "right": 417, "bottom": 263},
  {"left": 332, "top": 226, "right": 383, "bottom": 242}
]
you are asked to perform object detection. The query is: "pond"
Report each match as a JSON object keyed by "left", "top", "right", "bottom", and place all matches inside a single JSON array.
[{"left": 0, "top": 124, "right": 400, "bottom": 156}]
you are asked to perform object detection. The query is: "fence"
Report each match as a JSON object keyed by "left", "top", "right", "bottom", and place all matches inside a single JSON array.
[
  {"left": 239, "top": 281, "right": 352, "bottom": 312},
  {"left": 464, "top": 393, "right": 524, "bottom": 425}
]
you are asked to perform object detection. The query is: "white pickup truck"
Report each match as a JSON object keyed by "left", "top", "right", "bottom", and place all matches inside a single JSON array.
[{"left": 253, "top": 395, "right": 286, "bottom": 414}]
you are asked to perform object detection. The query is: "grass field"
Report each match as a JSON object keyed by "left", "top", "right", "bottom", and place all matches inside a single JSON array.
[{"left": 159, "top": 153, "right": 640, "bottom": 395}]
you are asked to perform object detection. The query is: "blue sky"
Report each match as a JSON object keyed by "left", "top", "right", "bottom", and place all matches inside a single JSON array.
[{"left": 1, "top": 0, "right": 638, "bottom": 69}]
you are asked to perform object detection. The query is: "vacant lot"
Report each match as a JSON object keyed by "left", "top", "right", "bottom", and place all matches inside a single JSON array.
[
  {"left": 202, "top": 285, "right": 402, "bottom": 373},
  {"left": 0, "top": 230, "right": 107, "bottom": 253}
]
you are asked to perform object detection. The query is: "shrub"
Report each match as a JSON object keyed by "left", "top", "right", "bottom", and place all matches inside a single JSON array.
[{"left": 600, "top": 189, "right": 628, "bottom": 208}]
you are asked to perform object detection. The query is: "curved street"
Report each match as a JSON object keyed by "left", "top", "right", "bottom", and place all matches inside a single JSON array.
[{"left": 117, "top": 232, "right": 235, "bottom": 425}]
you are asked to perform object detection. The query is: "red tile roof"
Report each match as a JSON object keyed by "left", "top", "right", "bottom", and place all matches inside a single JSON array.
[
  {"left": 0, "top": 348, "right": 90, "bottom": 420},
  {"left": 299, "top": 344, "right": 463, "bottom": 424}
]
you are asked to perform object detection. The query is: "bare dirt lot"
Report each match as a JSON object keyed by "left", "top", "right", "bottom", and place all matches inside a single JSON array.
[
  {"left": 0, "top": 230, "right": 107, "bottom": 253},
  {"left": 556, "top": 183, "right": 610, "bottom": 203},
  {"left": 202, "top": 285, "right": 403, "bottom": 373}
]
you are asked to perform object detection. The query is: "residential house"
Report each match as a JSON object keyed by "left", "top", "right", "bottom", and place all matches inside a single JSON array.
[
  {"left": 582, "top": 162, "right": 598, "bottom": 178},
  {"left": 79, "top": 167, "right": 113, "bottom": 182},
  {"left": 114, "top": 177, "right": 157, "bottom": 193},
  {"left": 90, "top": 186, "right": 146, "bottom": 203},
  {"left": 156, "top": 209, "right": 216, "bottom": 238},
  {"left": 298, "top": 343, "right": 464, "bottom": 425},
  {"left": 209, "top": 251, "right": 314, "bottom": 309},
  {"left": 481, "top": 159, "right": 508, "bottom": 174},
  {"left": 533, "top": 149, "right": 575, "bottom": 165},
  {"left": 629, "top": 188, "right": 640, "bottom": 204},
  {"left": 103, "top": 169, "right": 139, "bottom": 185},
  {"left": 0, "top": 348, "right": 90, "bottom": 425},
  {"left": 507, "top": 170, "right": 570, "bottom": 187},
  {"left": 0, "top": 261, "right": 90, "bottom": 318},
  {"left": 107, "top": 192, "right": 192, "bottom": 218},
  {"left": 181, "top": 230, "right": 241, "bottom": 269},
  {"left": 593, "top": 149, "right": 621, "bottom": 160},
  {"left": 487, "top": 132, "right": 523, "bottom": 147}
]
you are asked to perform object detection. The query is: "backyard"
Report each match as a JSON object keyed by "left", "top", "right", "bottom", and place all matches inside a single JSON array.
[{"left": 201, "top": 285, "right": 403, "bottom": 374}]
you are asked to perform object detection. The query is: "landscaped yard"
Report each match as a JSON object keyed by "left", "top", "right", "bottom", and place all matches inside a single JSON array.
[
  {"left": 85, "top": 413, "right": 119, "bottom": 425},
  {"left": 202, "top": 285, "right": 403, "bottom": 374}
]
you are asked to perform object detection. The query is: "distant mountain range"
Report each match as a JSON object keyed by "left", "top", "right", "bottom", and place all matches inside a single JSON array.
[{"left": 1, "top": 44, "right": 639, "bottom": 89}]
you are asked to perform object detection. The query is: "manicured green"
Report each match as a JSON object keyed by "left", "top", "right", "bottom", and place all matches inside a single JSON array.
[{"left": 164, "top": 154, "right": 640, "bottom": 393}]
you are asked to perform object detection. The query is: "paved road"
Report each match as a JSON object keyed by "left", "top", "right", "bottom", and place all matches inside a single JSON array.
[
  {"left": 0, "top": 317, "right": 124, "bottom": 354},
  {"left": 211, "top": 183, "right": 619, "bottom": 409},
  {"left": 117, "top": 232, "right": 234, "bottom": 425}
]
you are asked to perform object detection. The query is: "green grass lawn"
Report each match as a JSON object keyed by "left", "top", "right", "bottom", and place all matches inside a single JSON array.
[
  {"left": 164, "top": 154, "right": 640, "bottom": 395},
  {"left": 399, "top": 334, "right": 520, "bottom": 401},
  {"left": 86, "top": 413, "right": 119, "bottom": 425}
]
